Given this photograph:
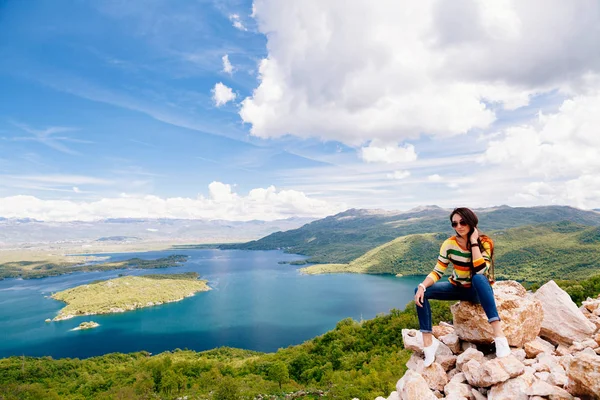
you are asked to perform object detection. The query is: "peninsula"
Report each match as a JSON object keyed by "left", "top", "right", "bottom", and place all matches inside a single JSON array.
[{"left": 50, "top": 272, "right": 211, "bottom": 321}]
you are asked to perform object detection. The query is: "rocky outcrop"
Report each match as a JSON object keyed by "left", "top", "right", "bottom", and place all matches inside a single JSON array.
[
  {"left": 379, "top": 281, "right": 600, "bottom": 400},
  {"left": 451, "top": 281, "right": 543, "bottom": 347},
  {"left": 533, "top": 280, "right": 596, "bottom": 346}
]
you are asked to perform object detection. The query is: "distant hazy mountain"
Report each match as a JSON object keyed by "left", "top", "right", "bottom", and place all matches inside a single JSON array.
[
  {"left": 0, "top": 217, "right": 315, "bottom": 245},
  {"left": 222, "top": 205, "right": 600, "bottom": 263}
]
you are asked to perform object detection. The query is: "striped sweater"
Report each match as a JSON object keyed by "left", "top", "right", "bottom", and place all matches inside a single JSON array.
[{"left": 427, "top": 236, "right": 493, "bottom": 287}]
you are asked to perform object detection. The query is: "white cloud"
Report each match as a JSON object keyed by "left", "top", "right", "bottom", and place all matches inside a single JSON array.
[
  {"left": 229, "top": 14, "right": 247, "bottom": 31},
  {"left": 360, "top": 142, "right": 417, "bottom": 164},
  {"left": 1, "top": 174, "right": 113, "bottom": 185},
  {"left": 241, "top": 0, "right": 600, "bottom": 145},
  {"left": 222, "top": 54, "right": 233, "bottom": 74},
  {"left": 212, "top": 82, "right": 237, "bottom": 107},
  {"left": 428, "top": 174, "right": 443, "bottom": 182},
  {"left": 387, "top": 170, "right": 411, "bottom": 180},
  {"left": 0, "top": 182, "right": 344, "bottom": 222},
  {"left": 483, "top": 91, "right": 600, "bottom": 177},
  {"left": 73, "top": 187, "right": 81, "bottom": 193}
]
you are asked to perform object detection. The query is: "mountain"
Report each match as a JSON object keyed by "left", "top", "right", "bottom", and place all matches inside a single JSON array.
[
  {"left": 302, "top": 221, "right": 600, "bottom": 283},
  {"left": 221, "top": 206, "right": 600, "bottom": 263},
  {"left": 0, "top": 217, "right": 315, "bottom": 245}
]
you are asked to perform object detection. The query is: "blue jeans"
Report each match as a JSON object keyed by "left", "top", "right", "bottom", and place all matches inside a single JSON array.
[{"left": 415, "top": 274, "right": 500, "bottom": 333}]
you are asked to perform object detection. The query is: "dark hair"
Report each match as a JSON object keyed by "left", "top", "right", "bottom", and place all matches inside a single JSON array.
[{"left": 450, "top": 207, "right": 495, "bottom": 282}]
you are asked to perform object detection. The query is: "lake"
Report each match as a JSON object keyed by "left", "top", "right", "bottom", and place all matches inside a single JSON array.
[{"left": 0, "top": 249, "right": 423, "bottom": 359}]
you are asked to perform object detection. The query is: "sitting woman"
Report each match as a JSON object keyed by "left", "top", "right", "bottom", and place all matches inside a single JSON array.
[{"left": 414, "top": 207, "right": 510, "bottom": 367}]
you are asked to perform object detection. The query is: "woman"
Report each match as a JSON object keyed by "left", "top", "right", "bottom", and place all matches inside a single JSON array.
[{"left": 414, "top": 207, "right": 510, "bottom": 367}]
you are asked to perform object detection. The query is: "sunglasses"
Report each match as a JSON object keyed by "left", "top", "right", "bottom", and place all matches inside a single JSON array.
[{"left": 451, "top": 220, "right": 468, "bottom": 228}]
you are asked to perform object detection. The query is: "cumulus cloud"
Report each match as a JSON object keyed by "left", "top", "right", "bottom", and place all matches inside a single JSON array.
[
  {"left": 240, "top": 0, "right": 600, "bottom": 145},
  {"left": 483, "top": 91, "right": 600, "bottom": 177},
  {"left": 360, "top": 142, "right": 417, "bottom": 164},
  {"left": 0, "top": 181, "right": 344, "bottom": 222},
  {"left": 428, "top": 174, "right": 443, "bottom": 182},
  {"left": 222, "top": 54, "right": 233, "bottom": 74},
  {"left": 212, "top": 82, "right": 237, "bottom": 107}
]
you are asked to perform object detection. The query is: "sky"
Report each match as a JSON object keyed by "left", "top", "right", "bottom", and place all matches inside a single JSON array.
[{"left": 1, "top": 0, "right": 600, "bottom": 221}]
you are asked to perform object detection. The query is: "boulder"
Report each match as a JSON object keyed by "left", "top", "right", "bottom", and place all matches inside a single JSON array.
[
  {"left": 443, "top": 381, "right": 473, "bottom": 399},
  {"left": 451, "top": 281, "right": 543, "bottom": 347},
  {"left": 566, "top": 351, "right": 600, "bottom": 398},
  {"left": 420, "top": 363, "right": 449, "bottom": 391},
  {"left": 524, "top": 337, "right": 555, "bottom": 358},
  {"left": 396, "top": 369, "right": 438, "bottom": 400},
  {"left": 487, "top": 371, "right": 535, "bottom": 400},
  {"left": 433, "top": 324, "right": 455, "bottom": 339},
  {"left": 456, "top": 348, "right": 485, "bottom": 371},
  {"left": 524, "top": 379, "right": 573, "bottom": 399},
  {"left": 440, "top": 333, "right": 462, "bottom": 354},
  {"left": 533, "top": 280, "right": 596, "bottom": 346}
]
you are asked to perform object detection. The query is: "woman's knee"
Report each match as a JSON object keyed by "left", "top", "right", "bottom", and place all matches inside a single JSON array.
[{"left": 472, "top": 274, "right": 487, "bottom": 284}]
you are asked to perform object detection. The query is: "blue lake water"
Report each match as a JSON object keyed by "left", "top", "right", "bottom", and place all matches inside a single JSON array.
[{"left": 0, "top": 249, "right": 422, "bottom": 359}]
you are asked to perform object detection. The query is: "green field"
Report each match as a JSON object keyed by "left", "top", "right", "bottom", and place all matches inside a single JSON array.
[{"left": 50, "top": 273, "right": 211, "bottom": 321}]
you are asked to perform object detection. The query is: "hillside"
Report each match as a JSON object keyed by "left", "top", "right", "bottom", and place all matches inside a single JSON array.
[
  {"left": 221, "top": 206, "right": 600, "bottom": 263},
  {"left": 2, "top": 274, "right": 599, "bottom": 399},
  {"left": 301, "top": 221, "right": 600, "bottom": 283}
]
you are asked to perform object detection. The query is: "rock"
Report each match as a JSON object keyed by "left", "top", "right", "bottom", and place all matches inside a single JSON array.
[
  {"left": 447, "top": 368, "right": 460, "bottom": 381},
  {"left": 461, "top": 342, "right": 477, "bottom": 352},
  {"left": 567, "top": 351, "right": 600, "bottom": 398},
  {"left": 396, "top": 369, "right": 438, "bottom": 400},
  {"left": 511, "top": 348, "right": 526, "bottom": 362},
  {"left": 525, "top": 379, "right": 574, "bottom": 399},
  {"left": 548, "top": 370, "right": 569, "bottom": 387},
  {"left": 462, "top": 355, "right": 525, "bottom": 388},
  {"left": 452, "top": 281, "right": 543, "bottom": 347},
  {"left": 457, "top": 348, "right": 485, "bottom": 371},
  {"left": 555, "top": 344, "right": 572, "bottom": 356},
  {"left": 420, "top": 363, "right": 448, "bottom": 391},
  {"left": 433, "top": 324, "right": 455, "bottom": 339},
  {"left": 525, "top": 337, "right": 555, "bottom": 358},
  {"left": 440, "top": 333, "right": 462, "bottom": 354},
  {"left": 533, "top": 280, "right": 596, "bottom": 346},
  {"left": 535, "top": 371, "right": 550, "bottom": 381},
  {"left": 487, "top": 371, "right": 535, "bottom": 400},
  {"left": 471, "top": 388, "right": 486, "bottom": 400},
  {"left": 594, "top": 333, "right": 600, "bottom": 346},
  {"left": 443, "top": 381, "right": 472, "bottom": 399},
  {"left": 386, "top": 392, "right": 401, "bottom": 400},
  {"left": 436, "top": 353, "right": 458, "bottom": 372},
  {"left": 406, "top": 353, "right": 422, "bottom": 371},
  {"left": 402, "top": 329, "right": 425, "bottom": 353}
]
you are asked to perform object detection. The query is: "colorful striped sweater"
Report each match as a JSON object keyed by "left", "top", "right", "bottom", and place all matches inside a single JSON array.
[{"left": 427, "top": 236, "right": 493, "bottom": 287}]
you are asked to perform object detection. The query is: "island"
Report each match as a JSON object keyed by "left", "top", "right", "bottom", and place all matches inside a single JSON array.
[
  {"left": 72, "top": 321, "right": 100, "bottom": 330},
  {"left": 0, "top": 254, "right": 190, "bottom": 280},
  {"left": 50, "top": 272, "right": 211, "bottom": 321}
]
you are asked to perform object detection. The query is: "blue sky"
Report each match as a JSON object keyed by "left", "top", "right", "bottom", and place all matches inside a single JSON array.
[{"left": 1, "top": 1, "right": 600, "bottom": 221}]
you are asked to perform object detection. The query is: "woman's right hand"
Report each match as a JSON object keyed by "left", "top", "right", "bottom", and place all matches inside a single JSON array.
[{"left": 415, "top": 286, "right": 425, "bottom": 307}]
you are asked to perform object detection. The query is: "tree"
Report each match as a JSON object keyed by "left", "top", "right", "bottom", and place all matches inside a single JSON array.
[{"left": 268, "top": 361, "right": 289, "bottom": 390}]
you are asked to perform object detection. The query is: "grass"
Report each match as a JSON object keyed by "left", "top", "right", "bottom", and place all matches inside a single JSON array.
[{"left": 50, "top": 273, "right": 211, "bottom": 321}]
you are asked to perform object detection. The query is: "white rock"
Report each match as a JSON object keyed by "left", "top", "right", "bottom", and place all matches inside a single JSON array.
[{"left": 533, "top": 280, "right": 596, "bottom": 346}]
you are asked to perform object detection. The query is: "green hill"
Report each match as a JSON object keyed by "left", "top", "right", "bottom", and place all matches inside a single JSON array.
[
  {"left": 302, "top": 221, "right": 600, "bottom": 283},
  {"left": 221, "top": 206, "right": 600, "bottom": 263}
]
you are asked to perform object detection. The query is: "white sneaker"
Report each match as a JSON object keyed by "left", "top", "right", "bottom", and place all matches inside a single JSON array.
[
  {"left": 494, "top": 336, "right": 510, "bottom": 358},
  {"left": 423, "top": 340, "right": 439, "bottom": 367}
]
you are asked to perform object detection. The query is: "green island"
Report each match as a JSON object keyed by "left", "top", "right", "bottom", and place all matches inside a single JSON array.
[
  {"left": 50, "top": 273, "right": 211, "bottom": 321},
  {"left": 0, "top": 254, "right": 189, "bottom": 280},
  {"left": 1, "top": 274, "right": 599, "bottom": 399},
  {"left": 72, "top": 321, "right": 100, "bottom": 331}
]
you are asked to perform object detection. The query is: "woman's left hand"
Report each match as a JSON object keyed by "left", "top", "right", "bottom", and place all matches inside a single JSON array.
[{"left": 470, "top": 227, "right": 480, "bottom": 242}]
